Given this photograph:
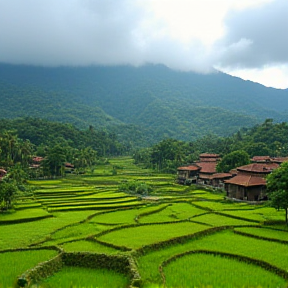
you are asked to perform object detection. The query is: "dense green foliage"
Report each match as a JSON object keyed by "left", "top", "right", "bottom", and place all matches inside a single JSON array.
[
  {"left": 266, "top": 161, "right": 288, "bottom": 224},
  {"left": 0, "top": 182, "right": 17, "bottom": 211},
  {"left": 0, "top": 118, "right": 125, "bottom": 179},
  {"left": 1, "top": 63, "right": 288, "bottom": 146},
  {"left": 216, "top": 150, "right": 250, "bottom": 172},
  {"left": 118, "top": 180, "right": 153, "bottom": 195},
  {"left": 0, "top": 117, "right": 125, "bottom": 157}
]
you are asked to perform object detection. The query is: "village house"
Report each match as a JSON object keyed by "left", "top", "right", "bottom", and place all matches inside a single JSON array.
[
  {"left": 196, "top": 153, "right": 220, "bottom": 185},
  {"left": 209, "top": 173, "right": 234, "bottom": 188},
  {"left": 178, "top": 153, "right": 287, "bottom": 202},
  {"left": 224, "top": 162, "right": 279, "bottom": 201},
  {"left": 30, "top": 156, "right": 44, "bottom": 169},
  {"left": 177, "top": 153, "right": 233, "bottom": 187},
  {"left": 64, "top": 162, "right": 75, "bottom": 173},
  {"left": 0, "top": 168, "right": 7, "bottom": 180},
  {"left": 177, "top": 165, "right": 200, "bottom": 184}
]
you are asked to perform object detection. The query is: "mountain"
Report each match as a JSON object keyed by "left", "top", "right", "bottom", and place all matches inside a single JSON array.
[{"left": 0, "top": 63, "right": 287, "bottom": 146}]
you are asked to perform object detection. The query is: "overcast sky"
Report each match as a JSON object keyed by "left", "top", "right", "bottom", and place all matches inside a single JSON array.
[{"left": 0, "top": 0, "right": 287, "bottom": 88}]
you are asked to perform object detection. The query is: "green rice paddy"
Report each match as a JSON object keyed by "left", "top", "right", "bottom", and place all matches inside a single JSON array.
[
  {"left": 1, "top": 156, "right": 287, "bottom": 287},
  {"left": 0, "top": 249, "right": 58, "bottom": 288},
  {"left": 98, "top": 222, "right": 208, "bottom": 249},
  {"left": 62, "top": 240, "right": 120, "bottom": 254},
  {"left": 40, "top": 266, "right": 129, "bottom": 288},
  {"left": 163, "top": 253, "right": 287, "bottom": 288}
]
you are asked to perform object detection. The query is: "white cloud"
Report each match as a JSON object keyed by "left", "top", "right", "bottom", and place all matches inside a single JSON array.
[
  {"left": 220, "top": 65, "right": 288, "bottom": 89},
  {"left": 0, "top": 0, "right": 287, "bottom": 88}
]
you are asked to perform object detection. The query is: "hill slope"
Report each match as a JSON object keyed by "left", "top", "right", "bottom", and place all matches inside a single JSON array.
[{"left": 0, "top": 63, "right": 287, "bottom": 145}]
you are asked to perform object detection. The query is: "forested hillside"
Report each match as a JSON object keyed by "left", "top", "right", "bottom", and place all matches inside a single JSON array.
[
  {"left": 1, "top": 63, "right": 288, "bottom": 145},
  {"left": 0, "top": 118, "right": 125, "bottom": 156}
]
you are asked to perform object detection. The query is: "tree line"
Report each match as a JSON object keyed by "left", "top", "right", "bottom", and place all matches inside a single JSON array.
[
  {"left": 133, "top": 119, "right": 288, "bottom": 173},
  {"left": 0, "top": 118, "right": 128, "bottom": 211}
]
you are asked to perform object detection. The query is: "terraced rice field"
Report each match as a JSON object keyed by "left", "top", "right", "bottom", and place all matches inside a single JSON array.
[{"left": 1, "top": 157, "right": 288, "bottom": 288}]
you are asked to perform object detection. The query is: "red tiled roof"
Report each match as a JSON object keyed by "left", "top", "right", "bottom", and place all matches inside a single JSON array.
[
  {"left": 0, "top": 169, "right": 7, "bottom": 180},
  {"left": 177, "top": 165, "right": 200, "bottom": 171},
  {"left": 199, "top": 158, "right": 218, "bottom": 162},
  {"left": 198, "top": 173, "right": 212, "bottom": 180},
  {"left": 211, "top": 173, "right": 232, "bottom": 179},
  {"left": 272, "top": 157, "right": 288, "bottom": 164},
  {"left": 225, "top": 174, "right": 266, "bottom": 187},
  {"left": 199, "top": 172, "right": 232, "bottom": 180},
  {"left": 196, "top": 162, "right": 217, "bottom": 174},
  {"left": 65, "top": 163, "right": 74, "bottom": 168},
  {"left": 200, "top": 153, "right": 220, "bottom": 158},
  {"left": 33, "top": 156, "right": 44, "bottom": 163},
  {"left": 237, "top": 163, "right": 279, "bottom": 174},
  {"left": 252, "top": 156, "right": 271, "bottom": 162}
]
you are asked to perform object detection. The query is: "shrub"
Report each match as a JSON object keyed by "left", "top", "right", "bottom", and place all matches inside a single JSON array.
[{"left": 118, "top": 180, "right": 153, "bottom": 196}]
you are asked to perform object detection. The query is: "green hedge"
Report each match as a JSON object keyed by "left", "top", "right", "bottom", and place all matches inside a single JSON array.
[{"left": 18, "top": 253, "right": 63, "bottom": 286}]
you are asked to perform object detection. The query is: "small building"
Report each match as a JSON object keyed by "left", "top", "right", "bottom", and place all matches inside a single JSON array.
[
  {"left": 30, "top": 156, "right": 44, "bottom": 169},
  {"left": 177, "top": 153, "right": 221, "bottom": 185},
  {"left": 271, "top": 157, "right": 288, "bottom": 164},
  {"left": 196, "top": 162, "right": 218, "bottom": 185},
  {"left": 196, "top": 154, "right": 221, "bottom": 185},
  {"left": 251, "top": 156, "right": 271, "bottom": 163},
  {"left": 224, "top": 163, "right": 279, "bottom": 201},
  {"left": 210, "top": 173, "right": 233, "bottom": 188},
  {"left": 65, "top": 162, "right": 75, "bottom": 173},
  {"left": 177, "top": 165, "right": 200, "bottom": 184},
  {"left": 199, "top": 153, "right": 220, "bottom": 162},
  {"left": 0, "top": 169, "right": 7, "bottom": 180}
]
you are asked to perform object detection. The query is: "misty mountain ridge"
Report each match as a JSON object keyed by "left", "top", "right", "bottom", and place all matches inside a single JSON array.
[{"left": 0, "top": 63, "right": 287, "bottom": 146}]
